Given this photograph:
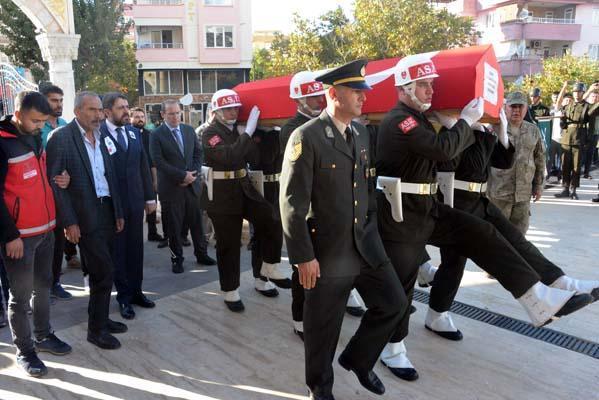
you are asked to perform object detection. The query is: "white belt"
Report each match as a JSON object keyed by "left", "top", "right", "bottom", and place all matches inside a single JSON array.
[
  {"left": 454, "top": 179, "right": 487, "bottom": 193},
  {"left": 212, "top": 169, "right": 247, "bottom": 179},
  {"left": 264, "top": 173, "right": 280, "bottom": 183},
  {"left": 401, "top": 182, "right": 438, "bottom": 195}
]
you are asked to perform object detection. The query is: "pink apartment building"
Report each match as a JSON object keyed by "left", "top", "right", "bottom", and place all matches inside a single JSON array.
[
  {"left": 439, "top": 0, "right": 599, "bottom": 80},
  {"left": 124, "top": 0, "right": 252, "bottom": 126}
]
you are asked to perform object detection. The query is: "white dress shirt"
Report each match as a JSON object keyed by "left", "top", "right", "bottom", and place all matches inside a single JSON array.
[{"left": 75, "top": 119, "right": 111, "bottom": 198}]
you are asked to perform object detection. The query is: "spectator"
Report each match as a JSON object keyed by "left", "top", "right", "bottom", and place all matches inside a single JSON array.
[
  {"left": 488, "top": 92, "right": 546, "bottom": 234},
  {"left": 0, "top": 91, "right": 71, "bottom": 377},
  {"left": 582, "top": 85, "right": 599, "bottom": 179}
]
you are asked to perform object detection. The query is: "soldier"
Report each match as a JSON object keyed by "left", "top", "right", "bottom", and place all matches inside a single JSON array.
[
  {"left": 280, "top": 71, "right": 364, "bottom": 341},
  {"left": 202, "top": 89, "right": 288, "bottom": 312},
  {"left": 280, "top": 60, "right": 408, "bottom": 400},
  {"left": 487, "top": 92, "right": 545, "bottom": 234},
  {"left": 529, "top": 87, "right": 550, "bottom": 122},
  {"left": 556, "top": 82, "right": 599, "bottom": 199},
  {"left": 375, "top": 54, "right": 593, "bottom": 381},
  {"left": 427, "top": 107, "right": 599, "bottom": 341}
]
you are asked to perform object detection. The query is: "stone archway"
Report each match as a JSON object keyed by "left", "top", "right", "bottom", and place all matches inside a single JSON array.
[{"left": 10, "top": 0, "right": 80, "bottom": 119}]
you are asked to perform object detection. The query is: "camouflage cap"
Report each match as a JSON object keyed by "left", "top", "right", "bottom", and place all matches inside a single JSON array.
[{"left": 506, "top": 92, "right": 528, "bottom": 106}]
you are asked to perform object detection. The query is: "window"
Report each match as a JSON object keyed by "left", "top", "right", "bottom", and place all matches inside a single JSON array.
[
  {"left": 592, "top": 9, "right": 599, "bottom": 25},
  {"left": 545, "top": 11, "right": 554, "bottom": 19},
  {"left": 204, "top": 0, "right": 232, "bottom": 5},
  {"left": 190, "top": 103, "right": 210, "bottom": 128},
  {"left": 142, "top": 70, "right": 184, "bottom": 95},
  {"left": 217, "top": 69, "right": 245, "bottom": 89},
  {"left": 564, "top": 8, "right": 573, "bottom": 21},
  {"left": 589, "top": 44, "right": 599, "bottom": 60},
  {"left": 188, "top": 71, "right": 203, "bottom": 93},
  {"left": 562, "top": 45, "right": 570, "bottom": 56},
  {"left": 144, "top": 104, "right": 162, "bottom": 126},
  {"left": 205, "top": 25, "right": 234, "bottom": 48},
  {"left": 202, "top": 70, "right": 217, "bottom": 93}
]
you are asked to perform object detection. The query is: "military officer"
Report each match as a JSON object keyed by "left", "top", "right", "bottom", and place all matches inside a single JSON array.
[
  {"left": 202, "top": 89, "right": 288, "bottom": 312},
  {"left": 280, "top": 71, "right": 365, "bottom": 342},
  {"left": 426, "top": 107, "right": 599, "bottom": 341},
  {"left": 375, "top": 54, "right": 593, "bottom": 382},
  {"left": 280, "top": 60, "right": 408, "bottom": 400},
  {"left": 487, "top": 92, "right": 546, "bottom": 234},
  {"left": 556, "top": 82, "right": 599, "bottom": 199}
]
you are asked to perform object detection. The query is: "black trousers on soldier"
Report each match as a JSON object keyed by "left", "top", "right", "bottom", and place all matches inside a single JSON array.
[
  {"left": 209, "top": 193, "right": 282, "bottom": 292},
  {"left": 429, "top": 197, "right": 565, "bottom": 312},
  {"left": 305, "top": 262, "right": 407, "bottom": 398},
  {"left": 251, "top": 182, "right": 282, "bottom": 280},
  {"left": 561, "top": 144, "right": 582, "bottom": 189},
  {"left": 380, "top": 200, "right": 540, "bottom": 344}
]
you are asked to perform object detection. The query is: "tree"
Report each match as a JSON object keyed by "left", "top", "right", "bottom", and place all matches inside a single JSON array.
[{"left": 0, "top": 0, "right": 48, "bottom": 82}]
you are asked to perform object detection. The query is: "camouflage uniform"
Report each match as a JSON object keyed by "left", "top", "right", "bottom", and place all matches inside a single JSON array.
[{"left": 488, "top": 120, "right": 545, "bottom": 234}]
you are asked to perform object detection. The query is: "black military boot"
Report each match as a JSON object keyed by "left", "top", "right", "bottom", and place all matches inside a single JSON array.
[
  {"left": 570, "top": 190, "right": 579, "bottom": 200},
  {"left": 554, "top": 188, "right": 570, "bottom": 198}
]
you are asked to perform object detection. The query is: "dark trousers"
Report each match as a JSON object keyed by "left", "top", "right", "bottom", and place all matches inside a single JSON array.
[
  {"left": 381, "top": 201, "right": 540, "bottom": 343},
  {"left": 304, "top": 262, "right": 407, "bottom": 397},
  {"left": 583, "top": 135, "right": 599, "bottom": 175},
  {"left": 78, "top": 200, "right": 115, "bottom": 334},
  {"left": 51, "top": 226, "right": 78, "bottom": 285},
  {"left": 547, "top": 140, "right": 562, "bottom": 178},
  {"left": 113, "top": 208, "right": 145, "bottom": 304},
  {"left": 0, "top": 257, "right": 9, "bottom": 308},
  {"left": 251, "top": 183, "right": 282, "bottom": 279},
  {"left": 291, "top": 268, "right": 303, "bottom": 322},
  {"left": 160, "top": 197, "right": 169, "bottom": 240},
  {"left": 146, "top": 211, "right": 160, "bottom": 237},
  {"left": 163, "top": 189, "right": 208, "bottom": 263},
  {"left": 429, "top": 197, "right": 565, "bottom": 312},
  {"left": 209, "top": 193, "right": 282, "bottom": 292},
  {"left": 561, "top": 144, "right": 582, "bottom": 189},
  {"left": 1, "top": 232, "right": 54, "bottom": 356}
]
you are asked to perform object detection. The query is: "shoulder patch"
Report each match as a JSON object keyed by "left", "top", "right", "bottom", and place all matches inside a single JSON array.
[
  {"left": 286, "top": 138, "right": 302, "bottom": 162},
  {"left": 398, "top": 116, "right": 418, "bottom": 134},
  {"left": 208, "top": 135, "right": 223, "bottom": 147}
]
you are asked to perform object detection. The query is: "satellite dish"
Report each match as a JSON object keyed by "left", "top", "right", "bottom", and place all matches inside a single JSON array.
[{"left": 180, "top": 93, "right": 193, "bottom": 106}]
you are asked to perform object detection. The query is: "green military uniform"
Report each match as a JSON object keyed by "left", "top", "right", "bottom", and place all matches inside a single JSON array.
[
  {"left": 280, "top": 60, "right": 407, "bottom": 399},
  {"left": 487, "top": 120, "right": 545, "bottom": 234}
]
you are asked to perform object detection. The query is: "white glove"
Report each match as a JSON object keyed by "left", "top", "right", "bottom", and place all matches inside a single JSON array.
[
  {"left": 245, "top": 106, "right": 260, "bottom": 137},
  {"left": 460, "top": 97, "right": 485, "bottom": 126},
  {"left": 496, "top": 108, "right": 509, "bottom": 149},
  {"left": 432, "top": 111, "right": 458, "bottom": 129}
]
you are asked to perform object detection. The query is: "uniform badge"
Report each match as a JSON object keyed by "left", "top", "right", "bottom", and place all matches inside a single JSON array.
[
  {"left": 287, "top": 139, "right": 302, "bottom": 161},
  {"left": 398, "top": 117, "right": 418, "bottom": 134},
  {"left": 105, "top": 136, "right": 117, "bottom": 155},
  {"left": 208, "top": 135, "right": 223, "bottom": 147},
  {"left": 325, "top": 126, "right": 334, "bottom": 138},
  {"left": 128, "top": 130, "right": 136, "bottom": 140}
]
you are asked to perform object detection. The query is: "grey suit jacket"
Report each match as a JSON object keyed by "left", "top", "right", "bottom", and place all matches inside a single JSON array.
[
  {"left": 46, "top": 120, "right": 123, "bottom": 233},
  {"left": 149, "top": 123, "right": 203, "bottom": 202}
]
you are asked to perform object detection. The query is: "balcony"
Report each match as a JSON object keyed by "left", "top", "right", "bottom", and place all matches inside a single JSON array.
[
  {"left": 134, "top": 0, "right": 183, "bottom": 4},
  {"left": 137, "top": 42, "right": 183, "bottom": 49},
  {"left": 500, "top": 19, "right": 581, "bottom": 41},
  {"left": 499, "top": 54, "right": 543, "bottom": 78}
]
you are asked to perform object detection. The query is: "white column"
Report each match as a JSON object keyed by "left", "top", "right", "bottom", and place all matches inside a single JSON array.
[{"left": 35, "top": 32, "right": 80, "bottom": 121}]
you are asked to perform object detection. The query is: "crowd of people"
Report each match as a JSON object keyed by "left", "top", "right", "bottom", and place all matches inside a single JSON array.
[{"left": 0, "top": 56, "right": 598, "bottom": 400}]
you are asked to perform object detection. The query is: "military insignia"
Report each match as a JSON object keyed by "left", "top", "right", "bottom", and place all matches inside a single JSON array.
[
  {"left": 128, "top": 130, "right": 136, "bottom": 140},
  {"left": 208, "top": 135, "right": 223, "bottom": 147},
  {"left": 398, "top": 117, "right": 418, "bottom": 134},
  {"left": 288, "top": 140, "right": 302, "bottom": 161},
  {"left": 325, "top": 126, "right": 334, "bottom": 138},
  {"left": 360, "top": 66, "right": 366, "bottom": 77}
]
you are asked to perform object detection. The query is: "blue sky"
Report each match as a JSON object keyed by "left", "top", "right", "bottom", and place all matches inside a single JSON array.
[{"left": 251, "top": 0, "right": 353, "bottom": 32}]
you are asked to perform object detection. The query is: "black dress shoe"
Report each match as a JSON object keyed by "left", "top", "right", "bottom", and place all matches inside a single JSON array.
[
  {"left": 410, "top": 305, "right": 417, "bottom": 314},
  {"left": 107, "top": 319, "right": 128, "bottom": 334},
  {"left": 381, "top": 359, "right": 419, "bottom": 381},
  {"left": 87, "top": 331, "right": 121, "bottom": 349},
  {"left": 592, "top": 196, "right": 599, "bottom": 203},
  {"left": 172, "top": 262, "right": 184, "bottom": 274},
  {"left": 131, "top": 293, "right": 156, "bottom": 308},
  {"left": 554, "top": 189, "right": 570, "bottom": 198},
  {"left": 255, "top": 287, "right": 279, "bottom": 297},
  {"left": 182, "top": 237, "right": 191, "bottom": 247},
  {"left": 338, "top": 353, "right": 385, "bottom": 395},
  {"left": 293, "top": 328, "right": 304, "bottom": 342},
  {"left": 147, "top": 233, "right": 164, "bottom": 242},
  {"left": 270, "top": 278, "right": 292, "bottom": 289},
  {"left": 425, "top": 324, "right": 464, "bottom": 341},
  {"left": 119, "top": 303, "right": 135, "bottom": 320},
  {"left": 225, "top": 299, "right": 245, "bottom": 312},
  {"left": 157, "top": 239, "right": 169, "bottom": 249},
  {"left": 345, "top": 306, "right": 365, "bottom": 317},
  {"left": 196, "top": 254, "right": 216, "bottom": 265},
  {"left": 591, "top": 288, "right": 599, "bottom": 302},
  {"left": 309, "top": 394, "right": 335, "bottom": 400}
]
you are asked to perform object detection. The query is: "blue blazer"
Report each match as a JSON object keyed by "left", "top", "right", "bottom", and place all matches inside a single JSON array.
[{"left": 100, "top": 122, "right": 155, "bottom": 216}]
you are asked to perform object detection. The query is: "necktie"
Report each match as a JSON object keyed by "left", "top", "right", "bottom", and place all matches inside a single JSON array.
[
  {"left": 172, "top": 128, "right": 184, "bottom": 155},
  {"left": 116, "top": 127, "right": 127, "bottom": 150},
  {"left": 345, "top": 126, "right": 353, "bottom": 147}
]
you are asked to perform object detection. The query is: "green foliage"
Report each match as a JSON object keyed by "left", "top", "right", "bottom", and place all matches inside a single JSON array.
[
  {"left": 251, "top": 0, "right": 479, "bottom": 78},
  {"left": 506, "top": 54, "right": 599, "bottom": 105}
]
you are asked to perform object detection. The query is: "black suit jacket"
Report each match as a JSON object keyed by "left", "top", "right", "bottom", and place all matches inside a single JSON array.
[
  {"left": 46, "top": 120, "right": 123, "bottom": 233},
  {"left": 149, "top": 123, "right": 203, "bottom": 202}
]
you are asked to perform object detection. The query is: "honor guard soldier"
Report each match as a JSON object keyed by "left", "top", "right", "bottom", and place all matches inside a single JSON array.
[
  {"left": 375, "top": 54, "right": 593, "bottom": 381},
  {"left": 555, "top": 82, "right": 599, "bottom": 199},
  {"left": 202, "top": 89, "right": 287, "bottom": 312},
  {"left": 528, "top": 87, "right": 550, "bottom": 123},
  {"left": 280, "top": 71, "right": 364, "bottom": 342},
  {"left": 280, "top": 60, "right": 408, "bottom": 400},
  {"left": 428, "top": 107, "right": 599, "bottom": 342}
]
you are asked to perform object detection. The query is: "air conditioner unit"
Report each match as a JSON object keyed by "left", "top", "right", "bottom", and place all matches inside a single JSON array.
[{"left": 531, "top": 40, "right": 542, "bottom": 49}]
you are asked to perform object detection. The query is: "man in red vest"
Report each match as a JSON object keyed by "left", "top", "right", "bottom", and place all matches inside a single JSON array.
[{"left": 0, "top": 91, "right": 71, "bottom": 378}]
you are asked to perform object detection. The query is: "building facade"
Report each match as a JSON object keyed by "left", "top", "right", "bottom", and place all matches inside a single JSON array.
[
  {"left": 125, "top": 0, "right": 252, "bottom": 127},
  {"left": 441, "top": 0, "right": 599, "bottom": 80}
]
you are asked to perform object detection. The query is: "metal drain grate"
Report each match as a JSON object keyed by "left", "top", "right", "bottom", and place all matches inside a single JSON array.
[{"left": 413, "top": 289, "right": 599, "bottom": 360}]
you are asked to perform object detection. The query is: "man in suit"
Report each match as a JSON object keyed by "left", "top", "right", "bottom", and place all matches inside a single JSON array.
[
  {"left": 131, "top": 107, "right": 166, "bottom": 245},
  {"left": 100, "top": 93, "right": 156, "bottom": 320},
  {"left": 280, "top": 60, "right": 408, "bottom": 400},
  {"left": 46, "top": 91, "right": 128, "bottom": 350},
  {"left": 149, "top": 100, "right": 215, "bottom": 274}
]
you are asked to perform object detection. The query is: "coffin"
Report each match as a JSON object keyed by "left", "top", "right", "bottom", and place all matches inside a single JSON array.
[{"left": 234, "top": 44, "right": 504, "bottom": 125}]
